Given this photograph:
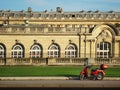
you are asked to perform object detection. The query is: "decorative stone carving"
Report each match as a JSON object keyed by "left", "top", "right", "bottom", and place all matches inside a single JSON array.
[
  {"left": 69, "top": 40, "right": 72, "bottom": 43},
  {"left": 56, "top": 7, "right": 63, "bottom": 13},
  {"left": 34, "top": 40, "right": 37, "bottom": 43},
  {"left": 15, "top": 39, "right": 19, "bottom": 43},
  {"left": 52, "top": 40, "right": 55, "bottom": 43},
  {"left": 3, "top": 20, "right": 8, "bottom": 26},
  {"left": 28, "top": 7, "right": 32, "bottom": 13},
  {"left": 98, "top": 30, "right": 109, "bottom": 38},
  {"left": 115, "top": 23, "right": 120, "bottom": 30}
]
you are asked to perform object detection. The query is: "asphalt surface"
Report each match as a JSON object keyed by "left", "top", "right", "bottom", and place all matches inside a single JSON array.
[
  {"left": 0, "top": 80, "right": 120, "bottom": 88},
  {"left": 0, "top": 77, "right": 120, "bottom": 88}
]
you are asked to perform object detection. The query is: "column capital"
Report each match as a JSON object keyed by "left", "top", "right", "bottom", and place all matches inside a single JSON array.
[
  {"left": 115, "top": 40, "right": 120, "bottom": 42},
  {"left": 85, "top": 39, "right": 95, "bottom": 42}
]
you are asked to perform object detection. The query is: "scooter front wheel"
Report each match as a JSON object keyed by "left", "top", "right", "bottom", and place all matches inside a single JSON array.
[{"left": 79, "top": 74, "right": 85, "bottom": 80}]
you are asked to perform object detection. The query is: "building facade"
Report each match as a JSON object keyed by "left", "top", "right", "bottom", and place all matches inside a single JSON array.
[{"left": 0, "top": 7, "right": 120, "bottom": 65}]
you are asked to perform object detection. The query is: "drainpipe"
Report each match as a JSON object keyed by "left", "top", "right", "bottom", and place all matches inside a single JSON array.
[
  {"left": 77, "top": 33, "right": 81, "bottom": 58},
  {"left": 83, "top": 33, "right": 86, "bottom": 58}
]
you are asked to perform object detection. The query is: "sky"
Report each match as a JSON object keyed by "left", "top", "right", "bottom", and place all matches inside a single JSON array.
[{"left": 0, "top": 0, "right": 120, "bottom": 12}]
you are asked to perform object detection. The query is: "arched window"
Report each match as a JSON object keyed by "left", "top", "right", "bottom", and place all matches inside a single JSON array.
[
  {"left": 0, "top": 45, "right": 5, "bottom": 58},
  {"left": 97, "top": 42, "right": 110, "bottom": 58},
  {"left": 30, "top": 44, "right": 42, "bottom": 58},
  {"left": 11, "top": 44, "right": 24, "bottom": 58},
  {"left": 65, "top": 44, "right": 77, "bottom": 58},
  {"left": 48, "top": 44, "right": 60, "bottom": 58}
]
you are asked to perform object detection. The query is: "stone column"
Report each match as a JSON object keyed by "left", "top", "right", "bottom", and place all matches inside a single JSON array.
[
  {"left": 77, "top": 33, "right": 81, "bottom": 57},
  {"left": 86, "top": 39, "right": 90, "bottom": 58},
  {"left": 84, "top": 33, "right": 87, "bottom": 58},
  {"left": 90, "top": 40, "right": 93, "bottom": 58},
  {"left": 91, "top": 39, "right": 95, "bottom": 58},
  {"left": 80, "top": 35, "right": 85, "bottom": 58},
  {"left": 114, "top": 40, "right": 120, "bottom": 57},
  {"left": 61, "top": 25, "right": 66, "bottom": 33},
  {"left": 84, "top": 39, "right": 86, "bottom": 58},
  {"left": 44, "top": 27, "right": 48, "bottom": 33}
]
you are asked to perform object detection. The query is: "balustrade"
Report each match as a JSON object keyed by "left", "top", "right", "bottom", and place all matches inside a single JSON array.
[{"left": 0, "top": 57, "right": 120, "bottom": 65}]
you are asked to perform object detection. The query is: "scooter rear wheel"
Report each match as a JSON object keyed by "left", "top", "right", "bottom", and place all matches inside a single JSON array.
[{"left": 97, "top": 73, "right": 104, "bottom": 80}]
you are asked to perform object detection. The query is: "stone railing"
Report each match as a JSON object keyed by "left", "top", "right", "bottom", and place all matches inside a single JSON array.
[
  {"left": 12, "top": 58, "right": 46, "bottom": 65},
  {"left": 32, "top": 58, "right": 46, "bottom": 65},
  {"left": 94, "top": 58, "right": 120, "bottom": 65},
  {"left": 14, "top": 58, "right": 30, "bottom": 63},
  {"left": 0, "top": 57, "right": 120, "bottom": 65},
  {"left": 50, "top": 58, "right": 86, "bottom": 65},
  {"left": 0, "top": 11, "right": 119, "bottom": 20},
  {"left": 0, "top": 58, "right": 5, "bottom": 65},
  {"left": 0, "top": 27, "right": 83, "bottom": 34}
]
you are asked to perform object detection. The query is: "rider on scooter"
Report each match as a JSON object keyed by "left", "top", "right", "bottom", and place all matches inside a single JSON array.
[{"left": 83, "top": 58, "right": 92, "bottom": 79}]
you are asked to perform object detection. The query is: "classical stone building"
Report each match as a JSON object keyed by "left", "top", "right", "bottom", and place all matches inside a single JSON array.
[{"left": 0, "top": 7, "right": 120, "bottom": 65}]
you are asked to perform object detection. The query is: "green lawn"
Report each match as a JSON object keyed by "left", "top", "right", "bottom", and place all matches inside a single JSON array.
[{"left": 0, "top": 65, "right": 120, "bottom": 77}]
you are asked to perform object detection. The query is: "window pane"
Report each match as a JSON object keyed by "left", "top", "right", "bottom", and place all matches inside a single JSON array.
[
  {"left": 100, "top": 43, "right": 103, "bottom": 50},
  {"left": 100, "top": 52, "right": 103, "bottom": 58},
  {"left": 71, "top": 51, "right": 74, "bottom": 55},
  {"left": 54, "top": 51, "right": 57, "bottom": 55},
  {"left": 14, "top": 52, "right": 17, "bottom": 55},
  {"left": 104, "top": 43, "right": 107, "bottom": 50},
  {"left": 68, "top": 51, "right": 70, "bottom": 55},
  {"left": 104, "top": 52, "right": 107, "bottom": 58},
  {"left": 0, "top": 52, "right": 2, "bottom": 55},
  {"left": 18, "top": 52, "right": 21, "bottom": 55}
]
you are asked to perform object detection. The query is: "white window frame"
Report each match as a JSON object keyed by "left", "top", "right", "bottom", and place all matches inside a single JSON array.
[
  {"left": 65, "top": 44, "right": 77, "bottom": 58},
  {"left": 11, "top": 44, "right": 24, "bottom": 58},
  {"left": 0, "top": 45, "right": 4, "bottom": 58},
  {"left": 30, "top": 44, "right": 42, "bottom": 58},
  {"left": 97, "top": 42, "right": 110, "bottom": 58},
  {"left": 48, "top": 44, "right": 59, "bottom": 58}
]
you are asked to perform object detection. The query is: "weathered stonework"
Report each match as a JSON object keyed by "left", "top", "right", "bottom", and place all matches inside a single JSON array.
[{"left": 0, "top": 7, "right": 120, "bottom": 65}]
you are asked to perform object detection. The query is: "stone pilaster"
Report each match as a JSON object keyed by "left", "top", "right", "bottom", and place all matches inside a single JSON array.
[{"left": 114, "top": 40, "right": 120, "bottom": 57}]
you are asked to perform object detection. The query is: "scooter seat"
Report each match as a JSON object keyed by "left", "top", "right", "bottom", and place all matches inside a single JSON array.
[{"left": 91, "top": 68, "right": 99, "bottom": 72}]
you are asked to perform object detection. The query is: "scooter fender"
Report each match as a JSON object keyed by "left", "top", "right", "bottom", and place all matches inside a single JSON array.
[
  {"left": 80, "top": 71, "right": 85, "bottom": 74},
  {"left": 97, "top": 70, "right": 105, "bottom": 75}
]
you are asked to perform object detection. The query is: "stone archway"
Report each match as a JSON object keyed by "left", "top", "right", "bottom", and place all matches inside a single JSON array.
[
  {"left": 92, "top": 24, "right": 116, "bottom": 38},
  {"left": 92, "top": 24, "right": 116, "bottom": 58}
]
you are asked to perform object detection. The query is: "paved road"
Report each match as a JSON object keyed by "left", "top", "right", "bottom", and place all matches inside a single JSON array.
[{"left": 0, "top": 80, "right": 120, "bottom": 88}]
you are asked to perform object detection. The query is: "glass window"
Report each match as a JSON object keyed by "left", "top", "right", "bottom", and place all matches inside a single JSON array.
[
  {"left": 97, "top": 42, "right": 110, "bottom": 58},
  {"left": 65, "top": 44, "right": 77, "bottom": 58},
  {"left": 30, "top": 44, "right": 42, "bottom": 58},
  {"left": 11, "top": 44, "right": 24, "bottom": 58},
  {"left": 48, "top": 44, "right": 60, "bottom": 58},
  {"left": 0, "top": 45, "right": 5, "bottom": 58}
]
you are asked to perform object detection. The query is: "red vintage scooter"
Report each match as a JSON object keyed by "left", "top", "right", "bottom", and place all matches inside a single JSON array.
[{"left": 79, "top": 64, "right": 108, "bottom": 80}]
